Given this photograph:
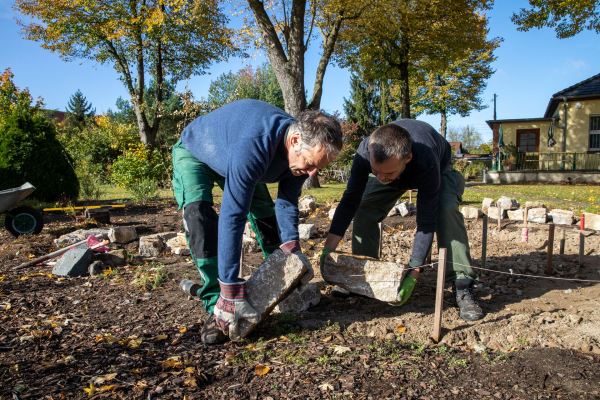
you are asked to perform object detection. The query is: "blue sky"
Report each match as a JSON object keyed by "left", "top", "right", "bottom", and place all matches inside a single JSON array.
[{"left": 1, "top": 1, "right": 599, "bottom": 143}]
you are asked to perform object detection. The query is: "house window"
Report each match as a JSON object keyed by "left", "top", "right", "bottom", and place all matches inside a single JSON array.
[
  {"left": 517, "top": 130, "right": 539, "bottom": 152},
  {"left": 590, "top": 115, "right": 600, "bottom": 151}
]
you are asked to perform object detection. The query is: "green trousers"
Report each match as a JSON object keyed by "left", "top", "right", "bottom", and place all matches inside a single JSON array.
[
  {"left": 171, "top": 141, "right": 281, "bottom": 313},
  {"left": 352, "top": 167, "right": 477, "bottom": 282}
]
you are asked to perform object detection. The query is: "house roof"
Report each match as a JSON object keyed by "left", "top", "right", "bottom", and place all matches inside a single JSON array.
[
  {"left": 448, "top": 141, "right": 462, "bottom": 153},
  {"left": 544, "top": 72, "right": 600, "bottom": 117},
  {"left": 485, "top": 117, "right": 553, "bottom": 130}
]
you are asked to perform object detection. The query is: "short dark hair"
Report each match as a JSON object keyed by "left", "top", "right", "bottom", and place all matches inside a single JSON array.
[
  {"left": 369, "top": 123, "right": 413, "bottom": 163},
  {"left": 292, "top": 109, "right": 343, "bottom": 156}
]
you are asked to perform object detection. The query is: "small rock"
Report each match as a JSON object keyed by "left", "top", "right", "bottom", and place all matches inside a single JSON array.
[
  {"left": 166, "top": 235, "right": 191, "bottom": 256},
  {"left": 569, "top": 314, "right": 582, "bottom": 324},
  {"left": 298, "top": 195, "right": 317, "bottom": 213},
  {"left": 89, "top": 261, "right": 106, "bottom": 276},
  {"left": 298, "top": 224, "right": 317, "bottom": 239},
  {"left": 331, "top": 285, "right": 351, "bottom": 298},
  {"left": 108, "top": 226, "right": 138, "bottom": 243},
  {"left": 385, "top": 332, "right": 396, "bottom": 340},
  {"left": 564, "top": 289, "right": 572, "bottom": 294},
  {"left": 481, "top": 198, "right": 494, "bottom": 215},
  {"left": 527, "top": 265, "right": 538, "bottom": 274},
  {"left": 581, "top": 344, "right": 592, "bottom": 352},
  {"left": 139, "top": 236, "right": 163, "bottom": 257},
  {"left": 516, "top": 290, "right": 523, "bottom": 296},
  {"left": 473, "top": 344, "right": 486, "bottom": 353},
  {"left": 397, "top": 201, "right": 416, "bottom": 217},
  {"left": 506, "top": 335, "right": 516, "bottom": 343}
]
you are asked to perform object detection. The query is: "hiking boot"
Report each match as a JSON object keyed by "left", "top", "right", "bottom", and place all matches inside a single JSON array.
[
  {"left": 452, "top": 279, "right": 484, "bottom": 321},
  {"left": 200, "top": 315, "right": 229, "bottom": 345}
]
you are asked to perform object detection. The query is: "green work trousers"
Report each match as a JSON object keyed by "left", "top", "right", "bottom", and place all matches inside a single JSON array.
[
  {"left": 171, "top": 140, "right": 281, "bottom": 313},
  {"left": 351, "top": 166, "right": 477, "bottom": 282}
]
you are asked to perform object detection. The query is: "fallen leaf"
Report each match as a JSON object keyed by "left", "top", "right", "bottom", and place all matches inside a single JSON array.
[
  {"left": 254, "top": 365, "right": 270, "bottom": 376},
  {"left": 279, "top": 335, "right": 290, "bottom": 341},
  {"left": 185, "top": 367, "right": 195, "bottom": 373},
  {"left": 83, "top": 383, "right": 96, "bottom": 396},
  {"left": 94, "top": 373, "right": 117, "bottom": 384},
  {"left": 225, "top": 352, "right": 237, "bottom": 361},
  {"left": 332, "top": 346, "right": 351, "bottom": 355},
  {"left": 179, "top": 327, "right": 187, "bottom": 333},
  {"left": 160, "top": 356, "right": 183, "bottom": 369},
  {"left": 28, "top": 254, "right": 35, "bottom": 258},
  {"left": 318, "top": 383, "right": 334, "bottom": 391},
  {"left": 155, "top": 334, "right": 168, "bottom": 341},
  {"left": 397, "top": 325, "right": 407, "bottom": 333},
  {"left": 9, "top": 364, "right": 18, "bottom": 371},
  {"left": 82, "top": 282, "right": 93, "bottom": 287},
  {"left": 322, "top": 335, "right": 333, "bottom": 343},
  {"left": 184, "top": 377, "right": 197, "bottom": 387},
  {"left": 128, "top": 338, "right": 143, "bottom": 348},
  {"left": 99, "top": 385, "right": 118, "bottom": 392}
]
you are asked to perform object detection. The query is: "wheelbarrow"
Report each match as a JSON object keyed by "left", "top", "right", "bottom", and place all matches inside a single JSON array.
[{"left": 0, "top": 182, "right": 44, "bottom": 237}]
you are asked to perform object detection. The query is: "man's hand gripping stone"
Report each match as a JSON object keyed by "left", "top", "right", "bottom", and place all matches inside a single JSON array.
[{"left": 214, "top": 280, "right": 261, "bottom": 341}]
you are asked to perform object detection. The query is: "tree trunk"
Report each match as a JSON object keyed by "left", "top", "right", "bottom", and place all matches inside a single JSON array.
[
  {"left": 398, "top": 47, "right": 411, "bottom": 119},
  {"left": 302, "top": 174, "right": 320, "bottom": 189},
  {"left": 440, "top": 110, "right": 447, "bottom": 138}
]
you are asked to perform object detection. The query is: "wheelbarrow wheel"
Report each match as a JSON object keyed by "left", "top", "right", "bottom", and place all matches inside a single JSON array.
[{"left": 4, "top": 206, "right": 44, "bottom": 238}]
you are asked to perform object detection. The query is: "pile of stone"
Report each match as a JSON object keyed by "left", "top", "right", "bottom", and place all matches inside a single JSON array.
[
  {"left": 460, "top": 197, "right": 600, "bottom": 230},
  {"left": 387, "top": 200, "right": 416, "bottom": 217}
]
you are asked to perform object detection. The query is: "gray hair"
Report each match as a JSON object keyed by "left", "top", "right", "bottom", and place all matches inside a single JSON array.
[
  {"left": 369, "top": 123, "right": 413, "bottom": 163},
  {"left": 291, "top": 109, "right": 343, "bottom": 157}
]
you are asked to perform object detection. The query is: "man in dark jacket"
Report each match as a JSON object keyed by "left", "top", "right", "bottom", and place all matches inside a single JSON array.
[
  {"left": 173, "top": 99, "right": 343, "bottom": 344},
  {"left": 321, "top": 120, "right": 483, "bottom": 321}
]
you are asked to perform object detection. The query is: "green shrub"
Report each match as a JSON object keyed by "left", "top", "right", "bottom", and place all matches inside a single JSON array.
[
  {"left": 109, "top": 144, "right": 171, "bottom": 188},
  {"left": 128, "top": 178, "right": 159, "bottom": 204},
  {"left": 0, "top": 109, "right": 79, "bottom": 202}
]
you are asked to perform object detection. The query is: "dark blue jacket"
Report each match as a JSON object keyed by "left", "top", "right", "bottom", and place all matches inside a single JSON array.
[{"left": 181, "top": 100, "right": 307, "bottom": 282}]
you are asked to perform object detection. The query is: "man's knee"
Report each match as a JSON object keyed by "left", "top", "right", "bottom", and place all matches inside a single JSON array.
[{"left": 183, "top": 201, "right": 218, "bottom": 259}]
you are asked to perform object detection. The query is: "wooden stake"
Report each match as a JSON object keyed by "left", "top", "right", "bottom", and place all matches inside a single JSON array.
[
  {"left": 521, "top": 208, "right": 528, "bottom": 244},
  {"left": 579, "top": 214, "right": 585, "bottom": 266},
  {"left": 409, "top": 190, "right": 413, "bottom": 203},
  {"left": 481, "top": 215, "right": 488, "bottom": 270},
  {"left": 432, "top": 248, "right": 447, "bottom": 343},
  {"left": 545, "top": 224, "right": 555, "bottom": 275},
  {"left": 559, "top": 229, "right": 565, "bottom": 255},
  {"left": 379, "top": 222, "right": 383, "bottom": 259},
  {"left": 498, "top": 204, "right": 502, "bottom": 230}
]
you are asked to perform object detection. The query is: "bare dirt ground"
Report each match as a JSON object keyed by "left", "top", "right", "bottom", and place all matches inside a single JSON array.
[{"left": 1, "top": 200, "right": 600, "bottom": 399}]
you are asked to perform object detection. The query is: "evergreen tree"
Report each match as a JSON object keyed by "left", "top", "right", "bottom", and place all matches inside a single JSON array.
[{"left": 66, "top": 89, "right": 95, "bottom": 123}]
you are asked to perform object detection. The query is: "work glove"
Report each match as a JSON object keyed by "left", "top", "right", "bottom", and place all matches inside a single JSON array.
[
  {"left": 320, "top": 247, "right": 334, "bottom": 267},
  {"left": 214, "top": 280, "right": 261, "bottom": 341},
  {"left": 394, "top": 275, "right": 418, "bottom": 306},
  {"left": 281, "top": 240, "right": 314, "bottom": 285}
]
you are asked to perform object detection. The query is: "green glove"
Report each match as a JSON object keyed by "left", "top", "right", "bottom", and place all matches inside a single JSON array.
[
  {"left": 394, "top": 275, "right": 417, "bottom": 306},
  {"left": 320, "top": 247, "right": 334, "bottom": 266}
]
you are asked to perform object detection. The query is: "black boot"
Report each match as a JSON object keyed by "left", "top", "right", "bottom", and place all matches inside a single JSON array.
[
  {"left": 200, "top": 315, "right": 229, "bottom": 345},
  {"left": 452, "top": 279, "right": 484, "bottom": 321}
]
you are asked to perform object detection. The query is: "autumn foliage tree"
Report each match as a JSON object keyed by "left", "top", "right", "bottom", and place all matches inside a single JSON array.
[
  {"left": 16, "top": 0, "right": 238, "bottom": 145},
  {"left": 335, "top": 0, "right": 498, "bottom": 120}
]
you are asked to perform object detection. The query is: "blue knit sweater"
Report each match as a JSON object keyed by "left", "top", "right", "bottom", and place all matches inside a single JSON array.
[{"left": 181, "top": 100, "right": 307, "bottom": 283}]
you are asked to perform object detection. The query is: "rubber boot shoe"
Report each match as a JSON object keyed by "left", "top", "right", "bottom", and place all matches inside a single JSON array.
[
  {"left": 200, "top": 315, "right": 229, "bottom": 345},
  {"left": 452, "top": 279, "right": 484, "bottom": 321}
]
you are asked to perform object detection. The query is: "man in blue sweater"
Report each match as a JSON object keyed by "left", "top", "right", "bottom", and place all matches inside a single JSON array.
[
  {"left": 321, "top": 120, "right": 483, "bottom": 321},
  {"left": 172, "top": 100, "right": 343, "bottom": 344}
]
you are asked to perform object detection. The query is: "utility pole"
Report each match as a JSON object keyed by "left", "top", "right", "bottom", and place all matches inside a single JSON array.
[{"left": 493, "top": 94, "right": 497, "bottom": 120}]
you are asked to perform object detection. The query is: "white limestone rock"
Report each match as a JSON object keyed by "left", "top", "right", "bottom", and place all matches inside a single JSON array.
[
  {"left": 298, "top": 224, "right": 317, "bottom": 239},
  {"left": 461, "top": 206, "right": 483, "bottom": 219},
  {"left": 139, "top": 236, "right": 164, "bottom": 257},
  {"left": 397, "top": 201, "right": 416, "bottom": 217},
  {"left": 507, "top": 209, "right": 524, "bottom": 221},
  {"left": 549, "top": 209, "right": 575, "bottom": 225},
  {"left": 298, "top": 195, "right": 317, "bottom": 213},
  {"left": 528, "top": 208, "right": 548, "bottom": 223},
  {"left": 583, "top": 213, "right": 600, "bottom": 231},
  {"left": 526, "top": 201, "right": 547, "bottom": 209},
  {"left": 166, "top": 234, "right": 190, "bottom": 256},
  {"left": 482, "top": 198, "right": 494, "bottom": 215},
  {"left": 487, "top": 206, "right": 506, "bottom": 220},
  {"left": 497, "top": 196, "right": 520, "bottom": 210},
  {"left": 54, "top": 228, "right": 110, "bottom": 247}
]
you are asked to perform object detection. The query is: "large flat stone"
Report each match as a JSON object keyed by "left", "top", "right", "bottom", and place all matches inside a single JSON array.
[
  {"left": 273, "top": 282, "right": 321, "bottom": 313},
  {"left": 461, "top": 206, "right": 483, "bottom": 219},
  {"left": 321, "top": 252, "right": 406, "bottom": 303},
  {"left": 507, "top": 209, "right": 524, "bottom": 221},
  {"left": 487, "top": 206, "right": 506, "bottom": 220},
  {"left": 497, "top": 196, "right": 519, "bottom": 210},
  {"left": 139, "top": 236, "right": 163, "bottom": 257},
  {"left": 583, "top": 213, "right": 600, "bottom": 230},
  {"left": 238, "top": 250, "right": 308, "bottom": 340},
  {"left": 549, "top": 209, "right": 575, "bottom": 225},
  {"left": 298, "top": 224, "right": 316, "bottom": 239},
  {"left": 526, "top": 201, "right": 547, "bottom": 209},
  {"left": 54, "top": 228, "right": 110, "bottom": 247},
  {"left": 528, "top": 208, "right": 548, "bottom": 223},
  {"left": 52, "top": 247, "right": 94, "bottom": 277},
  {"left": 109, "top": 227, "right": 138, "bottom": 243},
  {"left": 482, "top": 198, "right": 494, "bottom": 215}
]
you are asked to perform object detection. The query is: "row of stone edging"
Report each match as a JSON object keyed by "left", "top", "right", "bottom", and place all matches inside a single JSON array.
[{"left": 461, "top": 196, "right": 600, "bottom": 230}]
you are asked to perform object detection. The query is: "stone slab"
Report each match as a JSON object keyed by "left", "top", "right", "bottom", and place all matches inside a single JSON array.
[
  {"left": 526, "top": 201, "right": 547, "bottom": 209},
  {"left": 487, "top": 206, "right": 506, "bottom": 220},
  {"left": 549, "top": 209, "right": 575, "bottom": 225},
  {"left": 329, "top": 207, "right": 338, "bottom": 220},
  {"left": 273, "top": 282, "right": 321, "bottom": 313},
  {"left": 397, "top": 201, "right": 416, "bottom": 217},
  {"left": 497, "top": 196, "right": 519, "bottom": 210},
  {"left": 109, "top": 226, "right": 138, "bottom": 243},
  {"left": 528, "top": 208, "right": 548, "bottom": 223},
  {"left": 461, "top": 206, "right": 483, "bottom": 219},
  {"left": 54, "top": 228, "right": 110, "bottom": 247},
  {"left": 298, "top": 224, "right": 316, "bottom": 239},
  {"left": 507, "top": 209, "right": 524, "bottom": 221},
  {"left": 583, "top": 213, "right": 600, "bottom": 231},
  {"left": 321, "top": 252, "right": 406, "bottom": 303},
  {"left": 482, "top": 198, "right": 494, "bottom": 215},
  {"left": 238, "top": 250, "right": 308, "bottom": 339},
  {"left": 52, "top": 247, "right": 94, "bottom": 277}
]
